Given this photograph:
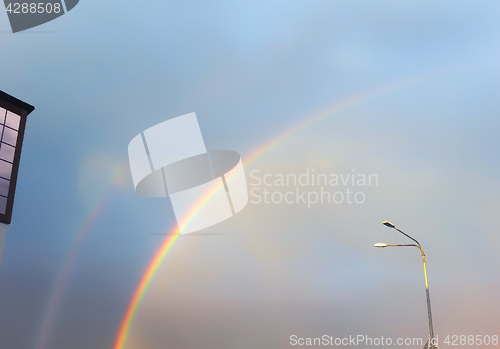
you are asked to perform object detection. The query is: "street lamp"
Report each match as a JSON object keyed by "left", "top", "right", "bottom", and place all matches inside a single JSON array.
[
  {"left": 0, "top": 90, "right": 35, "bottom": 271},
  {"left": 375, "top": 221, "right": 439, "bottom": 349}
]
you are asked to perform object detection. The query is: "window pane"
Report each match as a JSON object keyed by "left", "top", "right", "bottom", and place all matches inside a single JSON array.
[
  {"left": 0, "top": 160, "right": 12, "bottom": 180},
  {"left": 0, "top": 196, "right": 6, "bottom": 214},
  {"left": 0, "top": 143, "right": 15, "bottom": 163},
  {"left": 0, "top": 178, "right": 9, "bottom": 197},
  {"left": 2, "top": 127, "right": 18, "bottom": 147},
  {"left": 0, "top": 108, "right": 5, "bottom": 124},
  {"left": 5, "top": 111, "right": 20, "bottom": 130}
]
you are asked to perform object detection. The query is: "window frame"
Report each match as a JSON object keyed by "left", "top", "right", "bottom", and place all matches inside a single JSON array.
[{"left": 0, "top": 91, "right": 34, "bottom": 224}]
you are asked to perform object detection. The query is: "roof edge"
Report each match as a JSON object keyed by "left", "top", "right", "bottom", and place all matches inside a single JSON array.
[{"left": 0, "top": 90, "right": 35, "bottom": 115}]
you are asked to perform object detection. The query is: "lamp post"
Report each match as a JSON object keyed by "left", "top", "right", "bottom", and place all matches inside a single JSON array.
[
  {"left": 375, "top": 221, "right": 438, "bottom": 349},
  {"left": 0, "top": 90, "right": 34, "bottom": 271}
]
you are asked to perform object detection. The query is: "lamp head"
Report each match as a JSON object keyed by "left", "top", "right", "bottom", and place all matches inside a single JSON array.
[
  {"left": 382, "top": 221, "right": 395, "bottom": 228},
  {"left": 374, "top": 243, "right": 388, "bottom": 248}
]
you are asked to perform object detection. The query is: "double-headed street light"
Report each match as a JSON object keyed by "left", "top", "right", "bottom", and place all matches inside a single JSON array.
[{"left": 375, "top": 221, "right": 438, "bottom": 349}]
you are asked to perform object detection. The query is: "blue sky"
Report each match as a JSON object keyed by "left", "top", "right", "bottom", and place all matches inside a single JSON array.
[{"left": 1, "top": 1, "right": 500, "bottom": 348}]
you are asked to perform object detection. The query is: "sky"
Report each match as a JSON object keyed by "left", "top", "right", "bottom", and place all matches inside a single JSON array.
[{"left": 1, "top": 1, "right": 500, "bottom": 348}]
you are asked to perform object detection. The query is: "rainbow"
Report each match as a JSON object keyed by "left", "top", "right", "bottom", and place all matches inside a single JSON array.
[
  {"left": 113, "top": 167, "right": 233, "bottom": 349},
  {"left": 35, "top": 165, "right": 128, "bottom": 349},
  {"left": 112, "top": 74, "right": 432, "bottom": 349},
  {"left": 35, "top": 191, "right": 112, "bottom": 349}
]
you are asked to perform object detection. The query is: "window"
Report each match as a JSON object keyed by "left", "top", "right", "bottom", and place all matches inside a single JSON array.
[
  {"left": 5, "top": 111, "right": 20, "bottom": 130},
  {"left": 0, "top": 196, "right": 6, "bottom": 215},
  {"left": 0, "top": 108, "right": 6, "bottom": 123},
  {"left": 0, "top": 177, "right": 8, "bottom": 197},
  {"left": 0, "top": 110, "right": 20, "bottom": 214}
]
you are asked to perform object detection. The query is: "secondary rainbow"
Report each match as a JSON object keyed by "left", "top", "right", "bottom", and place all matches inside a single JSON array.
[{"left": 35, "top": 165, "right": 128, "bottom": 349}]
